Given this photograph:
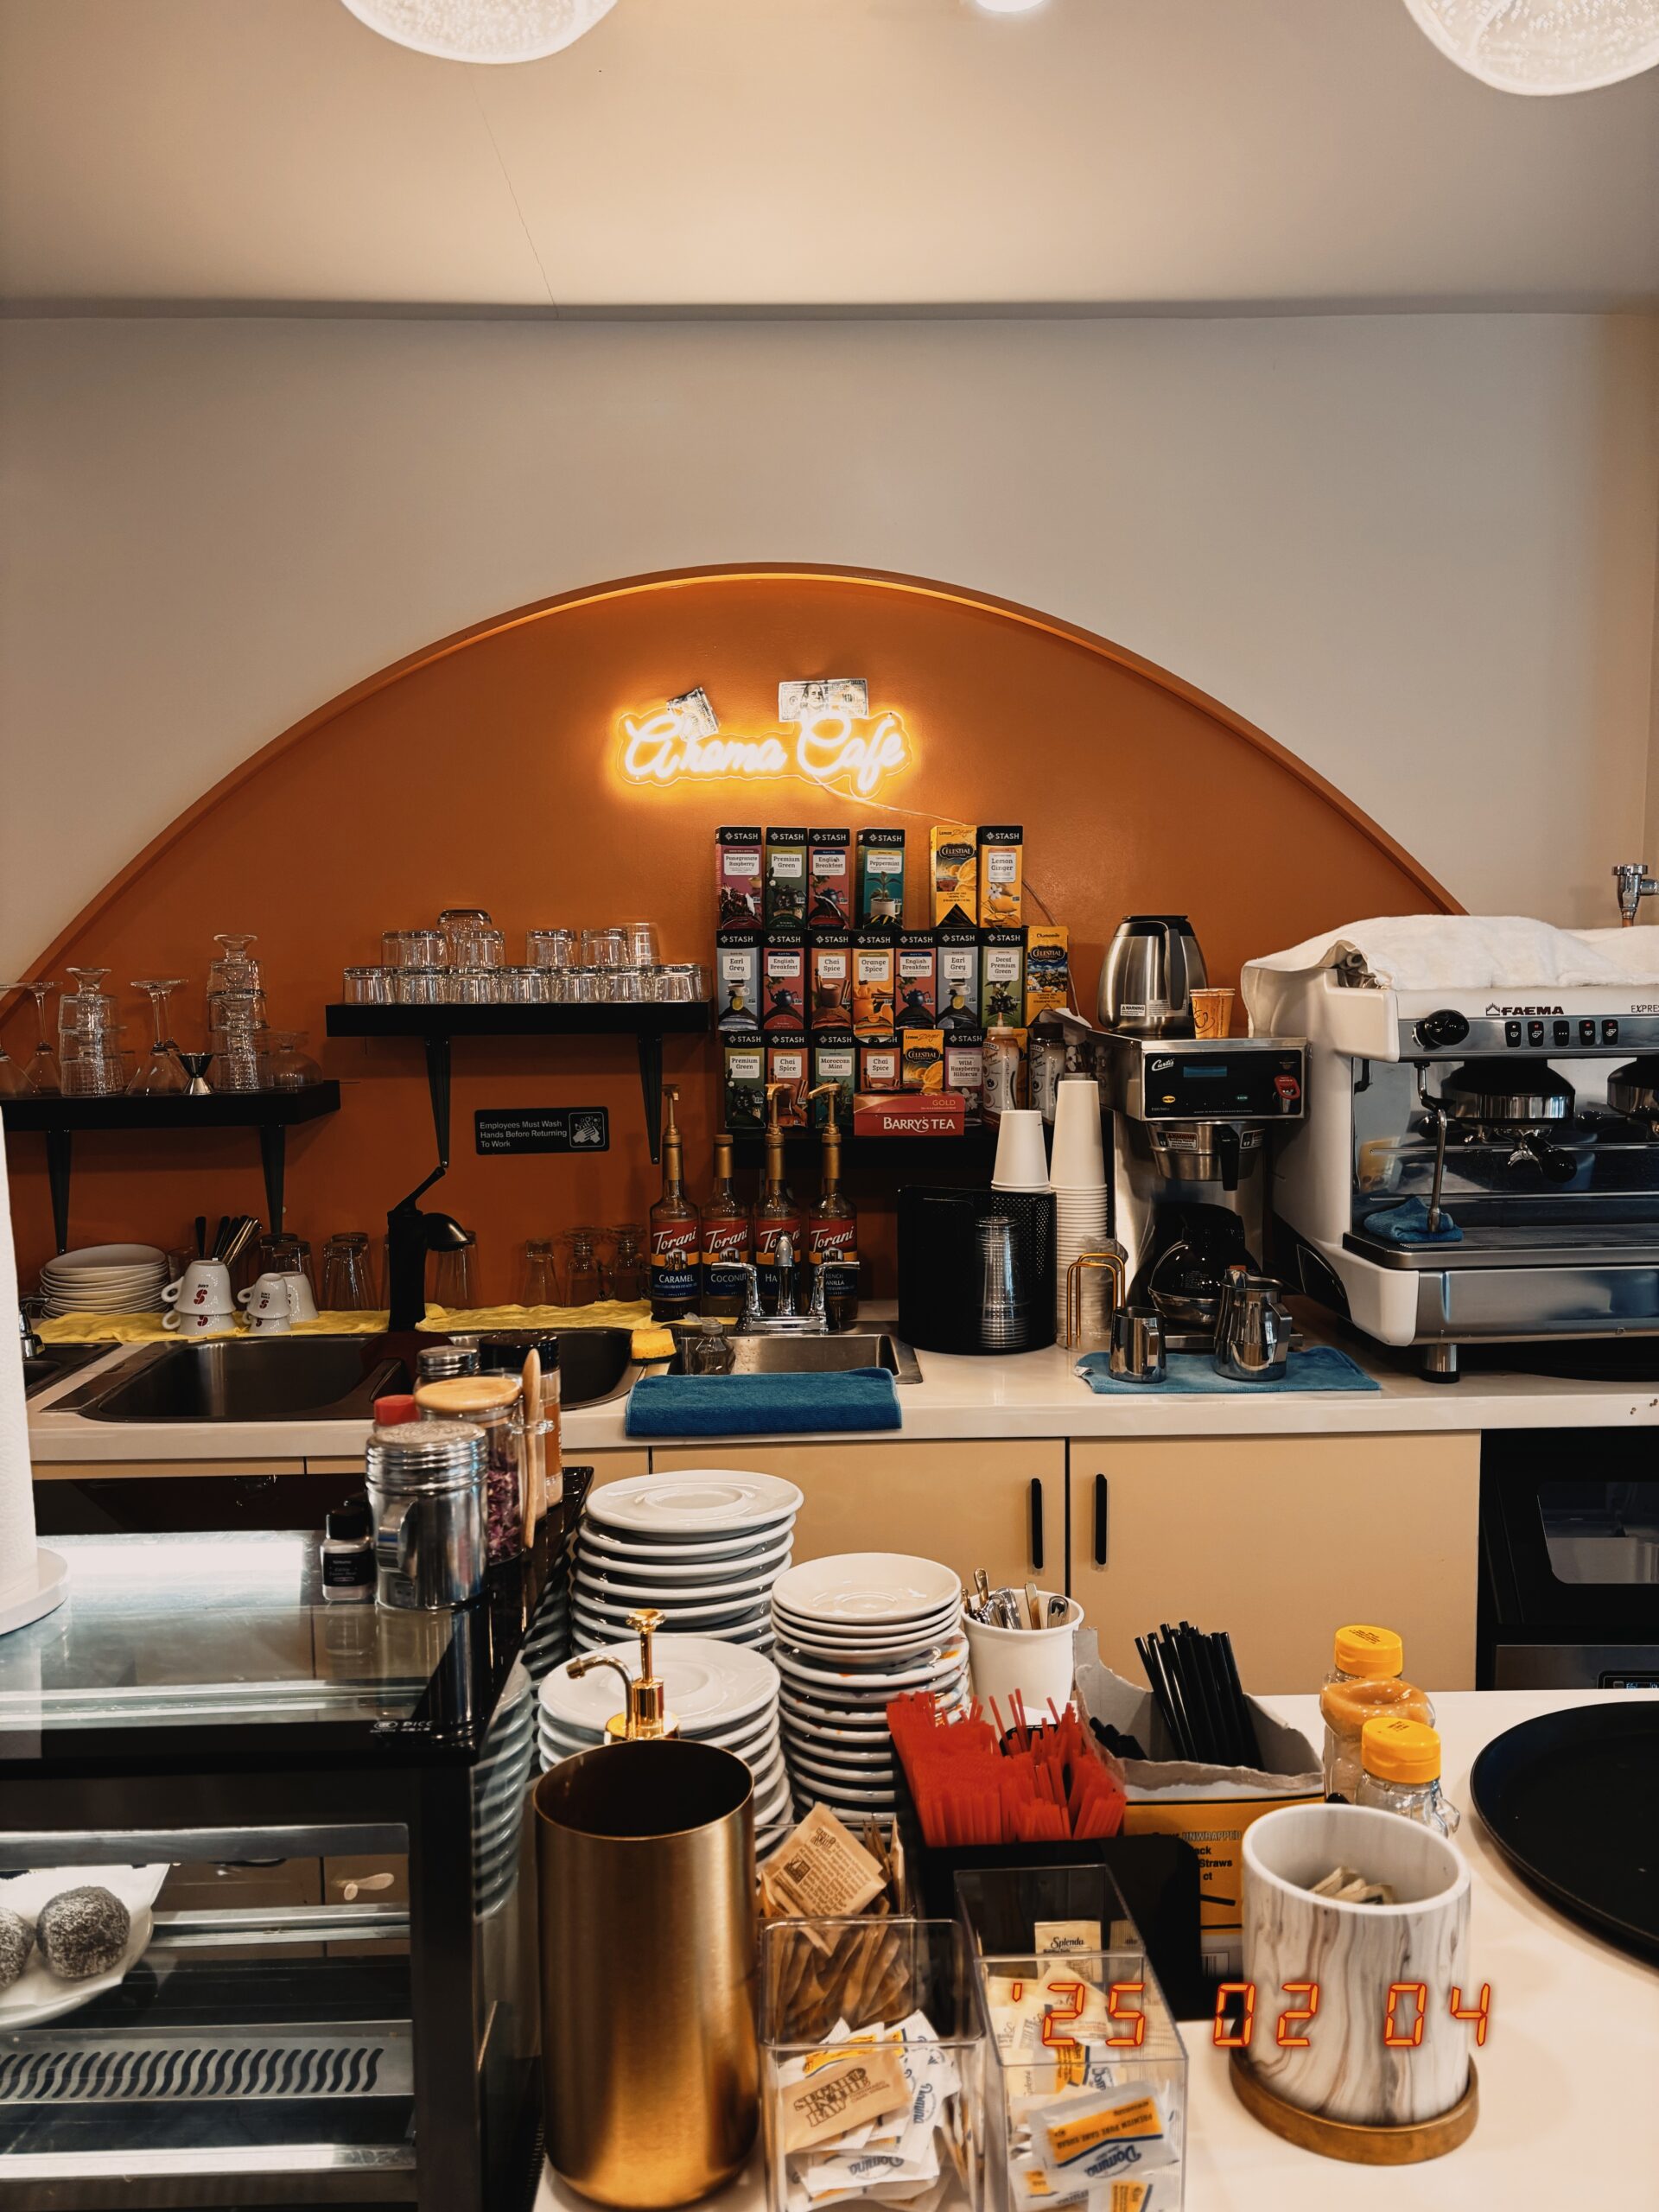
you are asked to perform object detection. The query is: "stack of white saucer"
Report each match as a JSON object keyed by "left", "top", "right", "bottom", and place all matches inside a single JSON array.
[
  {"left": 39, "top": 1243, "right": 168, "bottom": 1318},
  {"left": 537, "top": 1633, "right": 792, "bottom": 1852},
  {"left": 771, "top": 1554, "right": 967, "bottom": 1821},
  {"left": 1050, "top": 1077, "right": 1113, "bottom": 1333},
  {"left": 572, "top": 1470, "right": 802, "bottom": 1655}
]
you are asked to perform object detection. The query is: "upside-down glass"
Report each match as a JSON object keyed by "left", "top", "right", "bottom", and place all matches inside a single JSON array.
[
  {"left": 343, "top": 965, "right": 392, "bottom": 1005},
  {"left": 432, "top": 1237, "right": 478, "bottom": 1311},
  {"left": 261, "top": 1029, "right": 322, "bottom": 1090},
  {"left": 207, "top": 998, "right": 263, "bottom": 1093},
  {"left": 561, "top": 1228, "right": 604, "bottom": 1308},
  {"left": 128, "top": 978, "right": 189, "bottom": 1096},
  {"left": 321, "top": 1231, "right": 378, "bottom": 1310},
  {"left": 257, "top": 1234, "right": 316, "bottom": 1300},
  {"left": 207, "top": 934, "right": 264, "bottom": 1032},
  {"left": 521, "top": 1237, "right": 560, "bottom": 1306},
  {"left": 448, "top": 967, "right": 502, "bottom": 1006},
  {"left": 394, "top": 965, "right": 448, "bottom": 1005},
  {"left": 499, "top": 966, "right": 551, "bottom": 1003},
  {"left": 560, "top": 968, "right": 600, "bottom": 1004},
  {"left": 526, "top": 929, "right": 576, "bottom": 969},
  {"left": 604, "top": 1224, "right": 648, "bottom": 1303},
  {"left": 447, "top": 925, "right": 505, "bottom": 971},
  {"left": 621, "top": 922, "right": 661, "bottom": 966},
  {"left": 383, "top": 929, "right": 445, "bottom": 969},
  {"left": 599, "top": 968, "right": 644, "bottom": 1003},
  {"left": 581, "top": 929, "right": 629, "bottom": 969}
]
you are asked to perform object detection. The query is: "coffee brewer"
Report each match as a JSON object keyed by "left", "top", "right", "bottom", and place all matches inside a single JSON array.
[{"left": 1103, "top": 1033, "right": 1306, "bottom": 1346}]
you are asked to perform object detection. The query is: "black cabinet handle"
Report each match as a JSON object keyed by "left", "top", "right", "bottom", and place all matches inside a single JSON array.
[
  {"left": 1093, "top": 1473, "right": 1108, "bottom": 1567},
  {"left": 1028, "top": 1478, "right": 1045, "bottom": 1573}
]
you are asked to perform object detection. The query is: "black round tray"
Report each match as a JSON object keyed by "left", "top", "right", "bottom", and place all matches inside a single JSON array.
[{"left": 1470, "top": 1702, "right": 1659, "bottom": 1963}]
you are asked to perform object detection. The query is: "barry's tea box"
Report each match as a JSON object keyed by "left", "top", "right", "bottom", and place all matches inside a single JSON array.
[
  {"left": 976, "top": 824, "right": 1024, "bottom": 928},
  {"left": 715, "top": 826, "right": 764, "bottom": 932},
  {"left": 764, "top": 827, "right": 809, "bottom": 928},
  {"left": 807, "top": 828, "right": 852, "bottom": 931},
  {"left": 930, "top": 824, "right": 978, "bottom": 930},
  {"left": 1024, "top": 925, "right": 1071, "bottom": 1021},
  {"left": 855, "top": 828, "right": 906, "bottom": 929}
]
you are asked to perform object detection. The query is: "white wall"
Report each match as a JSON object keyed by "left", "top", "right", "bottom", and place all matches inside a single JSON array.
[{"left": 3, "top": 311, "right": 1656, "bottom": 976}]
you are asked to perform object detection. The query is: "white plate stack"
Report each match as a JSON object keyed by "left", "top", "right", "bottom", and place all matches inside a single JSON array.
[
  {"left": 473, "top": 1669, "right": 537, "bottom": 1917},
  {"left": 39, "top": 1243, "right": 168, "bottom": 1318},
  {"left": 1050, "top": 1076, "right": 1113, "bottom": 1332},
  {"left": 572, "top": 1470, "right": 803, "bottom": 1656},
  {"left": 537, "top": 1633, "right": 792, "bottom": 1852},
  {"left": 770, "top": 1554, "right": 967, "bottom": 1821}
]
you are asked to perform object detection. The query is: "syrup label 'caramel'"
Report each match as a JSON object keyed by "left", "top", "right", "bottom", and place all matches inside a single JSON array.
[{"left": 781, "top": 2047, "right": 911, "bottom": 2153}]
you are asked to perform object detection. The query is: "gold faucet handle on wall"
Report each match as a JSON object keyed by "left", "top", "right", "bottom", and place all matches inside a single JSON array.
[{"left": 567, "top": 1605, "right": 680, "bottom": 1742}]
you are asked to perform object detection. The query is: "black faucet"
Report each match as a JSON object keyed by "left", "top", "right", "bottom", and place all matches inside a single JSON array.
[{"left": 385, "top": 1166, "right": 474, "bottom": 1332}]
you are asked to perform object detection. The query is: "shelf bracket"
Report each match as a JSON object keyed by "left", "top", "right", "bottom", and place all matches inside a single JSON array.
[
  {"left": 424, "top": 1034, "right": 452, "bottom": 1171},
  {"left": 637, "top": 1032, "right": 664, "bottom": 1163},
  {"left": 45, "top": 1128, "right": 72, "bottom": 1255},
  {"left": 257, "top": 1123, "right": 287, "bottom": 1236}
]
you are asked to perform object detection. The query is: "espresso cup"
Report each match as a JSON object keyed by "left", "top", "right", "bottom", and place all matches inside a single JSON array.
[
  {"left": 238, "top": 1270, "right": 303, "bottom": 1320},
  {"left": 162, "top": 1306, "right": 238, "bottom": 1337},
  {"left": 162, "top": 1259, "right": 234, "bottom": 1313}
]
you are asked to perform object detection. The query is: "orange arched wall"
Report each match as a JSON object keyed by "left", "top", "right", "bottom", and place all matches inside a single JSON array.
[{"left": 1, "top": 564, "right": 1457, "bottom": 1299}]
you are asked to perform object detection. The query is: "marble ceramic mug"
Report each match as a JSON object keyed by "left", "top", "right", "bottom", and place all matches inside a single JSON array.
[{"left": 1242, "top": 1802, "right": 1472, "bottom": 2127}]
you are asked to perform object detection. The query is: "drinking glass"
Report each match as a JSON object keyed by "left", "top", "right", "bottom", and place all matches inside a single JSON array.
[
  {"left": 600, "top": 967, "right": 644, "bottom": 1003},
  {"left": 321, "top": 1231, "right": 378, "bottom": 1310},
  {"left": 207, "top": 934, "right": 263, "bottom": 1024},
  {"left": 0, "top": 982, "right": 60, "bottom": 1095},
  {"left": 604, "top": 1224, "right": 648, "bottom": 1303},
  {"left": 207, "top": 1000, "right": 262, "bottom": 1092},
  {"left": 128, "top": 978, "right": 188, "bottom": 1095},
  {"left": 447, "top": 924, "right": 505, "bottom": 970},
  {"left": 438, "top": 907, "right": 493, "bottom": 960},
  {"left": 61, "top": 1028, "right": 129, "bottom": 1096},
  {"left": 582, "top": 928, "right": 628, "bottom": 969},
  {"left": 561, "top": 1227, "right": 603, "bottom": 1307},
  {"left": 448, "top": 967, "right": 502, "bottom": 1005},
  {"left": 343, "top": 965, "right": 391, "bottom": 1005},
  {"left": 521, "top": 1236, "right": 560, "bottom": 1306},
  {"left": 432, "top": 1238, "right": 478, "bottom": 1310},
  {"left": 404, "top": 927, "right": 447, "bottom": 968},
  {"left": 257, "top": 1234, "right": 315, "bottom": 1299},
  {"left": 657, "top": 963, "right": 707, "bottom": 1002},
  {"left": 622, "top": 922, "right": 661, "bottom": 966},
  {"left": 0, "top": 1026, "right": 22, "bottom": 1100},
  {"left": 561, "top": 967, "right": 599, "bottom": 1004},
  {"left": 526, "top": 929, "right": 576, "bottom": 969},
  {"left": 381, "top": 930, "right": 413, "bottom": 969},
  {"left": 500, "top": 966, "right": 550, "bottom": 1003},
  {"left": 396, "top": 965, "right": 448, "bottom": 1005},
  {"left": 261, "top": 1029, "right": 322, "bottom": 1090}
]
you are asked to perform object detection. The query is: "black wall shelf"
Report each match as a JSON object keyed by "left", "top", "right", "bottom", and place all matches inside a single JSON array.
[
  {"left": 730, "top": 1130, "right": 997, "bottom": 1169},
  {"left": 324, "top": 1003, "right": 710, "bottom": 1166},
  {"left": 0, "top": 1084, "right": 341, "bottom": 1252}
]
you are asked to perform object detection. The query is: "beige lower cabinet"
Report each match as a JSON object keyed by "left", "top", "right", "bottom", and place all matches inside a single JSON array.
[
  {"left": 1068, "top": 1433, "right": 1480, "bottom": 1695},
  {"left": 649, "top": 1441, "right": 1065, "bottom": 1594},
  {"left": 582, "top": 1450, "right": 652, "bottom": 1488}
]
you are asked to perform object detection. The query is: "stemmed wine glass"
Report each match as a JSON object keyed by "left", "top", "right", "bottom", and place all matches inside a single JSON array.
[
  {"left": 129, "top": 979, "right": 189, "bottom": 1096},
  {"left": 0, "top": 981, "right": 62, "bottom": 1095}
]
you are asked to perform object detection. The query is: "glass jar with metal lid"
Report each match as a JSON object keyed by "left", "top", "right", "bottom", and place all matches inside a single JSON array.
[
  {"left": 363, "top": 1418, "right": 487, "bottom": 1611},
  {"left": 414, "top": 1375, "right": 526, "bottom": 1563}
]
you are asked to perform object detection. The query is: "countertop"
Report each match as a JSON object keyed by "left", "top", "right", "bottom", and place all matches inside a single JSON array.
[
  {"left": 25, "top": 1308, "right": 1659, "bottom": 1463},
  {"left": 540, "top": 1687, "right": 1659, "bottom": 2212}
]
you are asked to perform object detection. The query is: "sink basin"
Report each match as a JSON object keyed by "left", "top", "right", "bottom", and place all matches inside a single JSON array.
[
  {"left": 59, "top": 1338, "right": 406, "bottom": 1424},
  {"left": 21, "top": 1344, "right": 109, "bottom": 1401},
  {"left": 665, "top": 1332, "right": 922, "bottom": 1382}
]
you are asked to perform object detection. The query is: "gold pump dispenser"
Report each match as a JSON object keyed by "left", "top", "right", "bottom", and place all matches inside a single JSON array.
[{"left": 567, "top": 1607, "right": 680, "bottom": 1742}]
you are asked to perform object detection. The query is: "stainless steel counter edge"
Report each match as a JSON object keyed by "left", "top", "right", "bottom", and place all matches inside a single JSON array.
[{"left": 24, "top": 1322, "right": 1659, "bottom": 1462}]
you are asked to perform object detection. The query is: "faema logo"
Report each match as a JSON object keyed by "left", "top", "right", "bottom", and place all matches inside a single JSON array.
[{"left": 1485, "top": 1003, "right": 1563, "bottom": 1016}]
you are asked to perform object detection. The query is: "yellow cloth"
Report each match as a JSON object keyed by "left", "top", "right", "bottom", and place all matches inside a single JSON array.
[{"left": 40, "top": 1300, "right": 652, "bottom": 1345}]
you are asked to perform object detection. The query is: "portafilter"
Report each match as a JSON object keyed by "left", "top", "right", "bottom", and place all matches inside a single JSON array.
[
  {"left": 1424, "top": 1058, "right": 1578, "bottom": 1184},
  {"left": 1607, "top": 1057, "right": 1659, "bottom": 1123}
]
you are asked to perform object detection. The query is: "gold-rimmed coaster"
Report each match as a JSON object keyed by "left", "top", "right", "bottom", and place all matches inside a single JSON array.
[{"left": 1229, "top": 2051, "right": 1478, "bottom": 2164}]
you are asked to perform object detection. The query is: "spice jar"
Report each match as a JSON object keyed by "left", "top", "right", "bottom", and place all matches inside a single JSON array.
[
  {"left": 1319, "top": 1624, "right": 1434, "bottom": 1801},
  {"left": 414, "top": 1375, "right": 525, "bottom": 1561},
  {"left": 1357, "top": 1715, "right": 1461, "bottom": 1835}
]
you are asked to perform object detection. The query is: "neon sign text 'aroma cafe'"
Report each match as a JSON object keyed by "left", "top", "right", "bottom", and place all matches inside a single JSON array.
[{"left": 618, "top": 685, "right": 913, "bottom": 802}]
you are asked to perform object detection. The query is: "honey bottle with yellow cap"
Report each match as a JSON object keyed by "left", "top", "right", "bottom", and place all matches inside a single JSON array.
[
  {"left": 1319, "top": 1624, "right": 1435, "bottom": 1802},
  {"left": 1357, "top": 1714, "right": 1460, "bottom": 1835}
]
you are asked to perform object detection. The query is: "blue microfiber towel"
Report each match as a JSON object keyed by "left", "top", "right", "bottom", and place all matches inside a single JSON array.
[
  {"left": 625, "top": 1368, "right": 902, "bottom": 1437},
  {"left": 1075, "top": 1346, "right": 1380, "bottom": 1395},
  {"left": 1362, "top": 1197, "right": 1463, "bottom": 1246}
]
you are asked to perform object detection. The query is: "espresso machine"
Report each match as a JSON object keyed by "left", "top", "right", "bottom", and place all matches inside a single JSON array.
[
  {"left": 1103, "top": 1033, "right": 1307, "bottom": 1344},
  {"left": 1266, "top": 958, "right": 1659, "bottom": 1377}
]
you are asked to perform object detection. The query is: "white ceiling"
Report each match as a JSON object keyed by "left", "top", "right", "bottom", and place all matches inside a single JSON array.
[{"left": 3, "top": 0, "right": 1657, "bottom": 312}]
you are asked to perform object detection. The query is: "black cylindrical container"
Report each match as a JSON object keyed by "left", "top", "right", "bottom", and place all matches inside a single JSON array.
[{"left": 897, "top": 1185, "right": 1057, "bottom": 1355}]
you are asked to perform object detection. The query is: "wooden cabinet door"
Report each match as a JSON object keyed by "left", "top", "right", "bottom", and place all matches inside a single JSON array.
[
  {"left": 580, "top": 1451, "right": 652, "bottom": 1489},
  {"left": 1068, "top": 1433, "right": 1479, "bottom": 1694},
  {"left": 649, "top": 1441, "right": 1066, "bottom": 1596}
]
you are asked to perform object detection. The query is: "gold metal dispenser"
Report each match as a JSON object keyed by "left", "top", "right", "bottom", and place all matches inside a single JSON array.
[{"left": 535, "top": 1611, "right": 760, "bottom": 2205}]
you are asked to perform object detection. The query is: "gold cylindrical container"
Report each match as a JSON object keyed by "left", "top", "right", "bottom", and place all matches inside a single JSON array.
[{"left": 535, "top": 1739, "right": 759, "bottom": 2208}]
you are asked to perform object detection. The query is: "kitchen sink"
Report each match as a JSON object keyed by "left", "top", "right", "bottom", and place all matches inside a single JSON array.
[
  {"left": 57, "top": 1338, "right": 406, "bottom": 1424},
  {"left": 21, "top": 1343, "right": 110, "bottom": 1401},
  {"left": 665, "top": 1332, "right": 922, "bottom": 1382}
]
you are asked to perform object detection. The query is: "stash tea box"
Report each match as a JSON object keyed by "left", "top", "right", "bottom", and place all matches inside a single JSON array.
[
  {"left": 1024, "top": 925, "right": 1071, "bottom": 1021},
  {"left": 722, "top": 1040, "right": 766, "bottom": 1131},
  {"left": 930, "top": 823, "right": 978, "bottom": 930},
  {"left": 761, "top": 933, "right": 807, "bottom": 1031},
  {"left": 936, "top": 927, "right": 981, "bottom": 1029},
  {"left": 715, "top": 825, "right": 764, "bottom": 932},
  {"left": 764, "top": 826, "right": 809, "bottom": 928},
  {"left": 766, "top": 1032, "right": 810, "bottom": 1128},
  {"left": 859, "top": 1041, "right": 902, "bottom": 1092},
  {"left": 944, "top": 1030, "right": 987, "bottom": 1123},
  {"left": 855, "top": 827, "right": 906, "bottom": 929},
  {"left": 980, "top": 930, "right": 1027, "bottom": 1029},
  {"left": 851, "top": 933, "right": 897, "bottom": 1042},
  {"left": 899, "top": 1029, "right": 947, "bottom": 1092},
  {"left": 811, "top": 1034, "right": 856, "bottom": 1127},
  {"left": 715, "top": 932, "right": 761, "bottom": 1033},
  {"left": 893, "top": 931, "right": 938, "bottom": 1027},
  {"left": 853, "top": 1090, "right": 966, "bottom": 1138},
  {"left": 809, "top": 932, "right": 852, "bottom": 1030},
  {"left": 807, "top": 827, "right": 852, "bottom": 931},
  {"left": 976, "top": 824, "right": 1024, "bottom": 927}
]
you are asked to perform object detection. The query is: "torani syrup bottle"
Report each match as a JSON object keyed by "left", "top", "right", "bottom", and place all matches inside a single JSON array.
[
  {"left": 753, "top": 1083, "right": 802, "bottom": 1318},
  {"left": 805, "top": 1084, "right": 860, "bottom": 1331},
  {"left": 699, "top": 1132, "right": 751, "bottom": 1319},
  {"left": 648, "top": 1086, "right": 700, "bottom": 1324}
]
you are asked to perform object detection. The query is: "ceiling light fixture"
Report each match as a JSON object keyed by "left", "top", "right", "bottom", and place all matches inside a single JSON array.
[
  {"left": 972, "top": 0, "right": 1049, "bottom": 12},
  {"left": 1402, "top": 0, "right": 1659, "bottom": 93},
  {"left": 339, "top": 0, "right": 619, "bottom": 64}
]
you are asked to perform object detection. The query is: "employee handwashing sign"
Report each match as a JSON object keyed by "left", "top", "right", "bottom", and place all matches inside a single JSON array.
[{"left": 618, "top": 679, "right": 913, "bottom": 801}]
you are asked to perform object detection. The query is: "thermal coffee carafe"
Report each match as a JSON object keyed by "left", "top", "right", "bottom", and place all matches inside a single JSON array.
[{"left": 1097, "top": 915, "right": 1209, "bottom": 1038}]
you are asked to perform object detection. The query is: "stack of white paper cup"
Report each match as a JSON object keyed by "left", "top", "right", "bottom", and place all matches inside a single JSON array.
[
  {"left": 1051, "top": 1077, "right": 1112, "bottom": 1333},
  {"left": 991, "top": 1109, "right": 1049, "bottom": 1192}
]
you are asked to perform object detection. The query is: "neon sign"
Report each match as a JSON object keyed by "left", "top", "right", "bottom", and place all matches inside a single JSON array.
[{"left": 617, "top": 683, "right": 914, "bottom": 801}]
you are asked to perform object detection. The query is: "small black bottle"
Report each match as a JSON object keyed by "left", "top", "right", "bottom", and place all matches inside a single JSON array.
[{"left": 321, "top": 1497, "right": 374, "bottom": 1604}]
